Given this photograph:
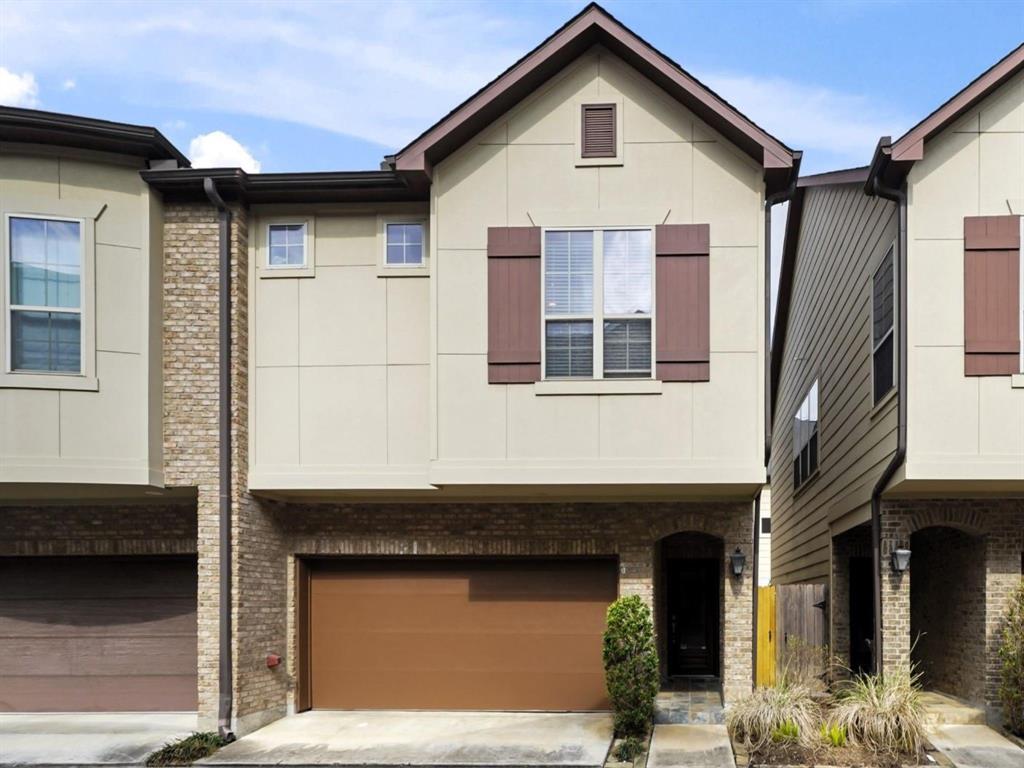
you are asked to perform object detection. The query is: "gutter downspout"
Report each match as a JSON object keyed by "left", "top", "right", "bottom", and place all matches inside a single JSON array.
[
  {"left": 751, "top": 155, "right": 802, "bottom": 686},
  {"left": 204, "top": 177, "right": 235, "bottom": 741},
  {"left": 868, "top": 174, "right": 908, "bottom": 677}
]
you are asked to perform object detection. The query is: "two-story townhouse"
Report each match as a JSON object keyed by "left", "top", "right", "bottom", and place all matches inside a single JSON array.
[
  {"left": 0, "top": 111, "right": 210, "bottom": 715},
  {"left": 771, "top": 44, "right": 1024, "bottom": 724},
  {"left": 1, "top": 4, "right": 799, "bottom": 735}
]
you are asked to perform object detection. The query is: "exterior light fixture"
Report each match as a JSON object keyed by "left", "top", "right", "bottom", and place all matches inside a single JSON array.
[
  {"left": 730, "top": 548, "right": 746, "bottom": 577},
  {"left": 891, "top": 547, "right": 911, "bottom": 573}
]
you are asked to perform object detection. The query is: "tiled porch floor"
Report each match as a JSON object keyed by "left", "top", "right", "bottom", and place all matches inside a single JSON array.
[{"left": 654, "top": 677, "right": 724, "bottom": 725}]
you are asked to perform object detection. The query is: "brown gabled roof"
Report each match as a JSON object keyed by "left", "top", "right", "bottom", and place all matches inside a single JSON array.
[
  {"left": 868, "top": 42, "right": 1024, "bottom": 192},
  {"left": 769, "top": 166, "right": 869, "bottom": 420},
  {"left": 394, "top": 3, "right": 797, "bottom": 193}
]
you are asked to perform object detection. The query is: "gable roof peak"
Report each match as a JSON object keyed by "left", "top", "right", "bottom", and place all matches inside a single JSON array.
[{"left": 393, "top": 2, "right": 797, "bottom": 194}]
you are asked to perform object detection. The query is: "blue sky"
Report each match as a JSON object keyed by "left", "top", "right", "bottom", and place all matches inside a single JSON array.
[{"left": 2, "top": 0, "right": 1022, "bottom": 176}]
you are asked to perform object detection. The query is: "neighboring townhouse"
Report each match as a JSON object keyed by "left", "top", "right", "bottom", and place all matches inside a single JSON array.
[
  {"left": 1, "top": 4, "right": 799, "bottom": 733},
  {"left": 758, "top": 487, "right": 772, "bottom": 587},
  {"left": 771, "top": 45, "right": 1024, "bottom": 722}
]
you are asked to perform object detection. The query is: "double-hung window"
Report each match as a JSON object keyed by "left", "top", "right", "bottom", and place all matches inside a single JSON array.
[
  {"left": 543, "top": 228, "right": 653, "bottom": 379},
  {"left": 793, "top": 380, "right": 819, "bottom": 490},
  {"left": 872, "top": 246, "right": 895, "bottom": 403},
  {"left": 7, "top": 215, "right": 83, "bottom": 374}
]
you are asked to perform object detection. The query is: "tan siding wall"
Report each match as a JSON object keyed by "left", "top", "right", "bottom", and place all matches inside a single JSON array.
[
  {"left": 770, "top": 184, "right": 898, "bottom": 584},
  {"left": 0, "top": 150, "right": 162, "bottom": 485},
  {"left": 905, "top": 68, "right": 1024, "bottom": 481},
  {"left": 431, "top": 47, "right": 766, "bottom": 487}
]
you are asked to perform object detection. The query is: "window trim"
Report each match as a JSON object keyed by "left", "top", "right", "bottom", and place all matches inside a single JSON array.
[
  {"left": 0, "top": 201, "right": 98, "bottom": 391},
  {"left": 260, "top": 217, "right": 315, "bottom": 279},
  {"left": 574, "top": 97, "right": 624, "bottom": 167},
  {"left": 1019, "top": 216, "right": 1023, "bottom": 373},
  {"left": 871, "top": 243, "right": 896, "bottom": 405},
  {"left": 540, "top": 226, "right": 656, "bottom": 381},
  {"left": 378, "top": 215, "right": 429, "bottom": 277}
]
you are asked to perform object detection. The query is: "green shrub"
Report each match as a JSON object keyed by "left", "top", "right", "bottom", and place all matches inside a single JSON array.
[
  {"left": 603, "top": 595, "right": 659, "bottom": 737},
  {"left": 725, "top": 682, "right": 820, "bottom": 751},
  {"left": 998, "top": 581, "right": 1024, "bottom": 735},
  {"left": 613, "top": 735, "right": 646, "bottom": 762},
  {"left": 832, "top": 666, "right": 924, "bottom": 759},
  {"left": 820, "top": 721, "right": 847, "bottom": 748},
  {"left": 771, "top": 718, "right": 800, "bottom": 743},
  {"left": 146, "top": 732, "right": 228, "bottom": 766}
]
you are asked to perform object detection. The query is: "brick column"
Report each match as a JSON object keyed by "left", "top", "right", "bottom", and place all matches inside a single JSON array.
[{"left": 723, "top": 520, "right": 753, "bottom": 704}]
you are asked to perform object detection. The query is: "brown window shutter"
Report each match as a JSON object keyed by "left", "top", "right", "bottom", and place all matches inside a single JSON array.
[
  {"left": 655, "top": 224, "right": 710, "bottom": 382},
  {"left": 964, "top": 215, "right": 1020, "bottom": 376},
  {"left": 488, "top": 227, "right": 542, "bottom": 383},
  {"left": 581, "top": 104, "right": 616, "bottom": 158}
]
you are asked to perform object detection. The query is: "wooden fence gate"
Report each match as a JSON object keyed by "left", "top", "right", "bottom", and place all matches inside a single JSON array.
[{"left": 756, "top": 583, "right": 828, "bottom": 687}]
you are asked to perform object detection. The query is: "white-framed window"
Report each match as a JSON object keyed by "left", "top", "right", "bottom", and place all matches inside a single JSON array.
[
  {"left": 385, "top": 222, "right": 425, "bottom": 267},
  {"left": 267, "top": 222, "right": 308, "bottom": 268},
  {"left": 542, "top": 227, "right": 653, "bottom": 380},
  {"left": 793, "top": 380, "right": 819, "bottom": 490},
  {"left": 6, "top": 214, "right": 84, "bottom": 375},
  {"left": 872, "top": 245, "right": 895, "bottom": 404}
]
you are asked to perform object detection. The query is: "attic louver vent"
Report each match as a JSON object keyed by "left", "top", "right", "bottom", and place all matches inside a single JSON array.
[{"left": 581, "top": 103, "right": 616, "bottom": 158}]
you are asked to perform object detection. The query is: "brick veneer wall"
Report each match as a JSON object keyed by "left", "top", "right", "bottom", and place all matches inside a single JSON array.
[
  {"left": 880, "top": 499, "right": 1024, "bottom": 720},
  {"left": 279, "top": 500, "right": 755, "bottom": 705},
  {"left": 0, "top": 503, "right": 196, "bottom": 556}
]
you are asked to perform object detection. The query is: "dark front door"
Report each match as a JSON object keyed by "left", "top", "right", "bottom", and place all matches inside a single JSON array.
[
  {"left": 666, "top": 558, "right": 720, "bottom": 676},
  {"left": 848, "top": 557, "right": 874, "bottom": 675}
]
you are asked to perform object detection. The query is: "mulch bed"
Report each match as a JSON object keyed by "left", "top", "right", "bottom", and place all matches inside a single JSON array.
[{"left": 732, "top": 735, "right": 931, "bottom": 767}]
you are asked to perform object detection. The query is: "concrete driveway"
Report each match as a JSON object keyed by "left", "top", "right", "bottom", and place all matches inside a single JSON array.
[
  {"left": 927, "top": 724, "right": 1024, "bottom": 768},
  {"left": 200, "top": 711, "right": 614, "bottom": 767},
  {"left": 0, "top": 712, "right": 198, "bottom": 766}
]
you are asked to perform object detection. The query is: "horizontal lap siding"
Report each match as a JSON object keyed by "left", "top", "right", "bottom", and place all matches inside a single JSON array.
[{"left": 770, "top": 185, "right": 899, "bottom": 584}]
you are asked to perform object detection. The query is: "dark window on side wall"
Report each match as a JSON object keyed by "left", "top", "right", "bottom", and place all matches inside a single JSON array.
[
  {"left": 761, "top": 517, "right": 771, "bottom": 534},
  {"left": 793, "top": 380, "right": 819, "bottom": 490},
  {"left": 872, "top": 246, "right": 895, "bottom": 403},
  {"left": 581, "top": 104, "right": 616, "bottom": 158}
]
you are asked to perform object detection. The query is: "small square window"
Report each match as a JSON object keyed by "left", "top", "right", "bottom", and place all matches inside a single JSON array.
[
  {"left": 385, "top": 223, "right": 424, "bottom": 266},
  {"left": 267, "top": 223, "right": 307, "bottom": 268}
]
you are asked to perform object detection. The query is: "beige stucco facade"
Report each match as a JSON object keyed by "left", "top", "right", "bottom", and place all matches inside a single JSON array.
[
  {"left": 0, "top": 147, "right": 164, "bottom": 488},
  {"left": 904, "top": 68, "right": 1024, "bottom": 486},
  {"left": 248, "top": 48, "right": 768, "bottom": 496}
]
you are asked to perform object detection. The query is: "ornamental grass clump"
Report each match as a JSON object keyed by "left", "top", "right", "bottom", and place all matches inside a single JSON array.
[
  {"left": 832, "top": 665, "right": 925, "bottom": 760},
  {"left": 998, "top": 581, "right": 1024, "bottom": 735},
  {"left": 725, "top": 681, "right": 820, "bottom": 752},
  {"left": 602, "top": 595, "right": 659, "bottom": 737}
]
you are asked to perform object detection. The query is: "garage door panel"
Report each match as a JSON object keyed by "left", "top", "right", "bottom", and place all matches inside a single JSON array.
[
  {"left": 308, "top": 558, "right": 616, "bottom": 710},
  {"left": 0, "top": 675, "right": 198, "bottom": 713},
  {"left": 0, "top": 597, "right": 197, "bottom": 637},
  {"left": 0, "top": 556, "right": 198, "bottom": 712}
]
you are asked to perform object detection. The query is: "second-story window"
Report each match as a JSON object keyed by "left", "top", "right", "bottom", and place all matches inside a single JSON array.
[
  {"left": 268, "top": 223, "right": 307, "bottom": 268},
  {"left": 385, "top": 223, "right": 424, "bottom": 267},
  {"left": 543, "top": 228, "right": 652, "bottom": 379},
  {"left": 793, "top": 380, "right": 819, "bottom": 490},
  {"left": 8, "top": 216, "right": 83, "bottom": 374},
  {"left": 872, "top": 246, "right": 895, "bottom": 403}
]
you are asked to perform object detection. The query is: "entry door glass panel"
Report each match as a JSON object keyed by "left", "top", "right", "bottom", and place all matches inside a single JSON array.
[{"left": 667, "top": 559, "right": 720, "bottom": 676}]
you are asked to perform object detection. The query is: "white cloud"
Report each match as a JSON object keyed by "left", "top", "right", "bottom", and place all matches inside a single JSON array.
[
  {"left": 61, "top": 78, "right": 75, "bottom": 90},
  {"left": 699, "top": 71, "right": 911, "bottom": 173},
  {"left": 189, "top": 131, "right": 261, "bottom": 172},
  {"left": 0, "top": 67, "right": 39, "bottom": 107}
]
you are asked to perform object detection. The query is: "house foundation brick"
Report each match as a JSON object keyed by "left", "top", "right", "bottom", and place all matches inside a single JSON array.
[{"left": 879, "top": 498, "right": 1024, "bottom": 722}]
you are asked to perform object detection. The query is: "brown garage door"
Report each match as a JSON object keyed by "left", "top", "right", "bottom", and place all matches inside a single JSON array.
[
  {"left": 0, "top": 556, "right": 198, "bottom": 712},
  {"left": 305, "top": 558, "right": 617, "bottom": 711}
]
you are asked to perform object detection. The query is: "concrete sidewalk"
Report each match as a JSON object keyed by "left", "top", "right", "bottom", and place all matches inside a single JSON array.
[
  {"left": 200, "top": 711, "right": 614, "bottom": 767},
  {"left": 927, "top": 724, "right": 1024, "bottom": 768},
  {"left": 647, "top": 725, "right": 733, "bottom": 768},
  {"left": 0, "top": 712, "right": 198, "bottom": 766}
]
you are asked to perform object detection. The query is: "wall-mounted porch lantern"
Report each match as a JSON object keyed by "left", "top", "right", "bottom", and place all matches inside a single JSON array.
[
  {"left": 729, "top": 548, "right": 746, "bottom": 578},
  {"left": 891, "top": 547, "right": 911, "bottom": 573}
]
